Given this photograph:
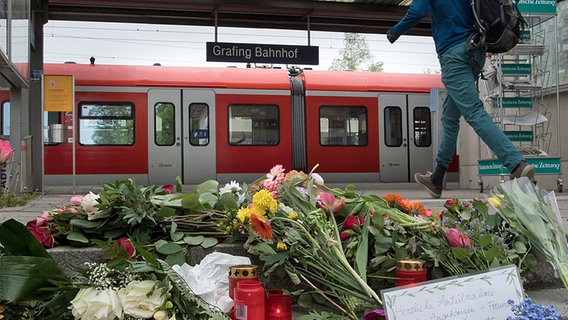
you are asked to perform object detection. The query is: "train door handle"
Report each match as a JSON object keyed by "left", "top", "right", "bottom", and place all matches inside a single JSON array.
[{"left": 176, "top": 142, "right": 181, "bottom": 146}]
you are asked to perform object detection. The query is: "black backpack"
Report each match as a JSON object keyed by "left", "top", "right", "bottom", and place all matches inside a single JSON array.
[{"left": 470, "top": 0, "right": 527, "bottom": 53}]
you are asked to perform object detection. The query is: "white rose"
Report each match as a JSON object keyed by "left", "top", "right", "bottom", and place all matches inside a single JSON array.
[
  {"left": 120, "top": 280, "right": 166, "bottom": 319},
  {"left": 81, "top": 192, "right": 110, "bottom": 220},
  {"left": 70, "top": 287, "right": 123, "bottom": 320},
  {"left": 153, "top": 310, "right": 167, "bottom": 320}
]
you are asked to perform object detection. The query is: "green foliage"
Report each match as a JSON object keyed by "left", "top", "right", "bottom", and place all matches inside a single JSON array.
[
  {"left": 0, "top": 191, "right": 38, "bottom": 208},
  {"left": 329, "top": 33, "right": 384, "bottom": 72}
]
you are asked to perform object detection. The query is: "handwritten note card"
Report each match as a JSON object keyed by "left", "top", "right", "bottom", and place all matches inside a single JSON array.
[{"left": 381, "top": 265, "right": 524, "bottom": 320}]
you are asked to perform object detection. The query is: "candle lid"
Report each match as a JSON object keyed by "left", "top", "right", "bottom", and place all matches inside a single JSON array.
[
  {"left": 396, "top": 259, "right": 426, "bottom": 271},
  {"left": 229, "top": 264, "right": 258, "bottom": 278}
]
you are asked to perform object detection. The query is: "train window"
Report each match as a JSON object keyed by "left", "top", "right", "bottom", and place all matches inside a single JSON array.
[
  {"left": 154, "top": 102, "right": 175, "bottom": 146},
  {"left": 2, "top": 101, "right": 9, "bottom": 135},
  {"left": 228, "top": 104, "right": 279, "bottom": 146},
  {"left": 413, "top": 107, "right": 432, "bottom": 147},
  {"left": 319, "top": 106, "right": 367, "bottom": 146},
  {"left": 383, "top": 107, "right": 403, "bottom": 147},
  {"left": 189, "top": 103, "right": 209, "bottom": 146},
  {"left": 78, "top": 102, "right": 135, "bottom": 146}
]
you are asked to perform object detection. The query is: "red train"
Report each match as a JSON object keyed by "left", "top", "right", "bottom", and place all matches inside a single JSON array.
[{"left": 1, "top": 63, "right": 455, "bottom": 186}]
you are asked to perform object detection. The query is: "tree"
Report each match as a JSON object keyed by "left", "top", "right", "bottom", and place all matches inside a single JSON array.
[{"left": 329, "top": 33, "right": 384, "bottom": 72}]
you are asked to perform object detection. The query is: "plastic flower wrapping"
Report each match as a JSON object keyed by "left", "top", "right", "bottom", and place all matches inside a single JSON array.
[
  {"left": 1, "top": 166, "right": 566, "bottom": 319},
  {"left": 489, "top": 177, "right": 568, "bottom": 290}
]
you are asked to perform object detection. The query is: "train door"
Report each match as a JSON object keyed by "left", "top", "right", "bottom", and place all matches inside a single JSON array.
[
  {"left": 378, "top": 94, "right": 433, "bottom": 182},
  {"left": 148, "top": 89, "right": 215, "bottom": 185}
]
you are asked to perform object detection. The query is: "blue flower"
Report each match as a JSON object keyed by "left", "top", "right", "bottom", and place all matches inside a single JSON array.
[{"left": 507, "top": 298, "right": 561, "bottom": 320}]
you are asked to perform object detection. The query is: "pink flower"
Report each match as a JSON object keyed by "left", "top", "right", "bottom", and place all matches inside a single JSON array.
[
  {"left": 445, "top": 228, "right": 471, "bottom": 249},
  {"left": 0, "top": 140, "right": 14, "bottom": 165},
  {"left": 318, "top": 192, "right": 345, "bottom": 214},
  {"left": 262, "top": 165, "right": 285, "bottom": 193},
  {"left": 162, "top": 184, "right": 175, "bottom": 194},
  {"left": 70, "top": 195, "right": 84, "bottom": 205},
  {"left": 59, "top": 205, "right": 82, "bottom": 217}
]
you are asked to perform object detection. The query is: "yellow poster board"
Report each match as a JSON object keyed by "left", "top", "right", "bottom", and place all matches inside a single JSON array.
[{"left": 43, "top": 75, "right": 74, "bottom": 112}]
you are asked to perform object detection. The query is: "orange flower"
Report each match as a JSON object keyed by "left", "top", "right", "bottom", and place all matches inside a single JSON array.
[
  {"left": 398, "top": 199, "right": 412, "bottom": 214},
  {"left": 409, "top": 200, "right": 425, "bottom": 216},
  {"left": 250, "top": 214, "right": 273, "bottom": 240},
  {"left": 383, "top": 193, "right": 403, "bottom": 207}
]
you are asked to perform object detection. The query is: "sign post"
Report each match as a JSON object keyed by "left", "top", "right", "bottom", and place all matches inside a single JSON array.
[{"left": 42, "top": 75, "right": 75, "bottom": 192}]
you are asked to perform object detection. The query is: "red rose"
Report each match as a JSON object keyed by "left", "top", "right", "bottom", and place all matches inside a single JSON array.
[
  {"left": 109, "top": 238, "right": 135, "bottom": 260},
  {"left": 162, "top": 184, "right": 175, "bottom": 194},
  {"left": 26, "top": 220, "right": 54, "bottom": 248},
  {"left": 343, "top": 215, "right": 365, "bottom": 230}
]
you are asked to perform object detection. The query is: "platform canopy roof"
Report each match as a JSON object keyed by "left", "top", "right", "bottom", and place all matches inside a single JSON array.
[{"left": 46, "top": 0, "right": 432, "bottom": 37}]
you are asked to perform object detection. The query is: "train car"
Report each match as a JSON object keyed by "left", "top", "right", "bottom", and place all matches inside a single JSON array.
[{"left": 1, "top": 63, "right": 451, "bottom": 186}]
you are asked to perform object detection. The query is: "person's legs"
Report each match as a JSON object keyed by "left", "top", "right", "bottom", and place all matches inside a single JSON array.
[{"left": 439, "top": 43, "right": 525, "bottom": 173}]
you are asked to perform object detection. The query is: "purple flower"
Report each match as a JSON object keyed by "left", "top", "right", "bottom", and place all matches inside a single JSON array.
[{"left": 362, "top": 309, "right": 385, "bottom": 320}]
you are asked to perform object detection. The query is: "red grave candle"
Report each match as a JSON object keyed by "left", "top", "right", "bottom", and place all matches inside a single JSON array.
[
  {"left": 229, "top": 265, "right": 259, "bottom": 319},
  {"left": 234, "top": 279, "right": 265, "bottom": 320},
  {"left": 395, "top": 259, "right": 427, "bottom": 287},
  {"left": 265, "top": 290, "right": 292, "bottom": 320}
]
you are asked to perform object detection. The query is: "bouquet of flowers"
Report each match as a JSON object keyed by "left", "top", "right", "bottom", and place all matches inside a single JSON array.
[
  {"left": 0, "top": 219, "right": 230, "bottom": 320},
  {"left": 490, "top": 177, "right": 568, "bottom": 290}
]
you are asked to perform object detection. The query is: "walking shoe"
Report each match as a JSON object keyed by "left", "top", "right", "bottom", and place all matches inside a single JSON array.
[
  {"left": 414, "top": 171, "right": 442, "bottom": 199},
  {"left": 510, "top": 161, "right": 535, "bottom": 181}
]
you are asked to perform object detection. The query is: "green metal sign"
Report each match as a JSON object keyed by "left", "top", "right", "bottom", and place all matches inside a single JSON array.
[
  {"left": 478, "top": 157, "right": 561, "bottom": 175},
  {"left": 504, "top": 130, "right": 533, "bottom": 141},
  {"left": 493, "top": 97, "right": 533, "bottom": 108},
  {"left": 501, "top": 64, "right": 532, "bottom": 75},
  {"left": 521, "top": 30, "right": 531, "bottom": 41},
  {"left": 518, "top": 0, "right": 556, "bottom": 14}
]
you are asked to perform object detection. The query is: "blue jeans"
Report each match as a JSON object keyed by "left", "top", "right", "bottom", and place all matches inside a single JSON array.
[{"left": 436, "top": 42, "right": 524, "bottom": 172}]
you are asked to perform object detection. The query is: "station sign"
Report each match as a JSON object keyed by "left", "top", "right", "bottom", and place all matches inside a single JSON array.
[
  {"left": 206, "top": 42, "right": 319, "bottom": 65},
  {"left": 493, "top": 97, "right": 533, "bottom": 108},
  {"left": 518, "top": 0, "right": 556, "bottom": 14}
]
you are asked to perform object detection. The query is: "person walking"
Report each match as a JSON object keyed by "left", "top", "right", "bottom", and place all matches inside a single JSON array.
[{"left": 386, "top": 0, "right": 534, "bottom": 199}]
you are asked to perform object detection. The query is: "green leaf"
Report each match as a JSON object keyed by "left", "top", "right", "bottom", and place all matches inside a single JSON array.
[
  {"left": 156, "top": 241, "right": 184, "bottom": 255},
  {"left": 373, "top": 232, "right": 392, "bottom": 254},
  {"left": 66, "top": 231, "right": 89, "bottom": 244},
  {"left": 478, "top": 234, "right": 492, "bottom": 249},
  {"left": 0, "top": 219, "right": 51, "bottom": 258},
  {"left": 157, "top": 206, "right": 177, "bottom": 218},
  {"left": 0, "top": 256, "right": 69, "bottom": 302},
  {"left": 451, "top": 247, "right": 469, "bottom": 261},
  {"left": 196, "top": 180, "right": 219, "bottom": 194},
  {"left": 184, "top": 235, "right": 205, "bottom": 245},
  {"left": 164, "top": 251, "right": 187, "bottom": 266},
  {"left": 199, "top": 192, "right": 219, "bottom": 208},
  {"left": 70, "top": 218, "right": 105, "bottom": 229},
  {"left": 200, "top": 237, "right": 218, "bottom": 248},
  {"left": 354, "top": 223, "right": 369, "bottom": 280},
  {"left": 180, "top": 193, "right": 205, "bottom": 211},
  {"left": 513, "top": 241, "right": 528, "bottom": 254},
  {"left": 171, "top": 231, "right": 185, "bottom": 242}
]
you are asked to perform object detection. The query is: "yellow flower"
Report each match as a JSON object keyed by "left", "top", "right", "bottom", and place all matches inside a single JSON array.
[
  {"left": 288, "top": 211, "right": 298, "bottom": 220},
  {"left": 236, "top": 207, "right": 252, "bottom": 223},
  {"left": 488, "top": 195, "right": 501, "bottom": 208},
  {"left": 276, "top": 242, "right": 288, "bottom": 251},
  {"left": 250, "top": 204, "right": 267, "bottom": 218},
  {"left": 253, "top": 189, "right": 278, "bottom": 214}
]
